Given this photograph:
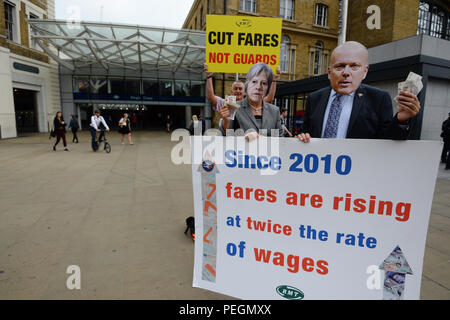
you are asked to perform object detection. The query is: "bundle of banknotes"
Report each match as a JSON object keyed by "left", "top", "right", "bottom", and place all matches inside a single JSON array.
[
  {"left": 225, "top": 95, "right": 240, "bottom": 120},
  {"left": 398, "top": 72, "right": 423, "bottom": 96}
]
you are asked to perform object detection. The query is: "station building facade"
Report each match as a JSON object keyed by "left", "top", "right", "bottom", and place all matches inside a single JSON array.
[{"left": 27, "top": 19, "right": 208, "bottom": 131}]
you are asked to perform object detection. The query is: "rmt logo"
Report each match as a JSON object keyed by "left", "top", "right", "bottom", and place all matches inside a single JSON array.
[{"left": 223, "top": 305, "right": 271, "bottom": 315}]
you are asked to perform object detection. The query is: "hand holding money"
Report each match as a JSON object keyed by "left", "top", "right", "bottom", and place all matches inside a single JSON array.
[
  {"left": 396, "top": 72, "right": 422, "bottom": 123},
  {"left": 225, "top": 95, "right": 240, "bottom": 120}
]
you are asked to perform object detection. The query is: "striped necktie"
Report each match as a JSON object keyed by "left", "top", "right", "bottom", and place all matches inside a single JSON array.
[{"left": 323, "top": 93, "right": 343, "bottom": 138}]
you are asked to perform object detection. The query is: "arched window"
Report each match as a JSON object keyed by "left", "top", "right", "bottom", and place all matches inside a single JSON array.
[
  {"left": 309, "top": 41, "right": 329, "bottom": 76},
  {"left": 313, "top": 41, "right": 323, "bottom": 75},
  {"left": 417, "top": 1, "right": 449, "bottom": 40},
  {"left": 280, "top": 35, "right": 290, "bottom": 73}
]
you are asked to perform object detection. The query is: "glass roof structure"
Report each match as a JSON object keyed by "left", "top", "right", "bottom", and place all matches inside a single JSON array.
[{"left": 28, "top": 19, "right": 206, "bottom": 73}]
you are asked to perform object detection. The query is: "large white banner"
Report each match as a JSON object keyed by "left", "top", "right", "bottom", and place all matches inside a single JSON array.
[{"left": 191, "top": 137, "right": 441, "bottom": 300}]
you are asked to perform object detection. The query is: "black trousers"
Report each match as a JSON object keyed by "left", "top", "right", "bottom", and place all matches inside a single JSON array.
[
  {"left": 442, "top": 139, "right": 450, "bottom": 168},
  {"left": 71, "top": 128, "right": 79, "bottom": 143},
  {"left": 54, "top": 129, "right": 67, "bottom": 148}
]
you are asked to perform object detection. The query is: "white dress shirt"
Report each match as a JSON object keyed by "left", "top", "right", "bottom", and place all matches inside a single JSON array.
[
  {"left": 90, "top": 115, "right": 109, "bottom": 130},
  {"left": 321, "top": 89, "right": 355, "bottom": 138}
]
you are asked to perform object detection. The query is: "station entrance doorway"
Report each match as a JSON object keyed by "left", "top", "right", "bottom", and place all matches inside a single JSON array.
[{"left": 13, "top": 88, "right": 38, "bottom": 135}]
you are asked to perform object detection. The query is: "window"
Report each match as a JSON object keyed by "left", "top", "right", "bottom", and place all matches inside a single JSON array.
[
  {"left": 73, "top": 77, "right": 90, "bottom": 94},
  {"left": 125, "top": 79, "right": 141, "bottom": 95},
  {"left": 191, "top": 81, "right": 205, "bottom": 97},
  {"left": 160, "top": 80, "right": 174, "bottom": 96},
  {"left": 313, "top": 41, "right": 323, "bottom": 75},
  {"left": 309, "top": 41, "right": 329, "bottom": 76},
  {"left": 417, "top": 1, "right": 449, "bottom": 40},
  {"left": 90, "top": 77, "right": 107, "bottom": 95},
  {"left": 175, "top": 80, "right": 190, "bottom": 96},
  {"left": 280, "top": 35, "right": 291, "bottom": 72},
  {"left": 280, "top": 0, "right": 294, "bottom": 20},
  {"left": 29, "top": 13, "right": 39, "bottom": 49},
  {"left": 240, "top": 0, "right": 257, "bottom": 13},
  {"left": 110, "top": 78, "right": 127, "bottom": 95},
  {"left": 143, "top": 79, "right": 159, "bottom": 96},
  {"left": 315, "top": 3, "right": 328, "bottom": 27},
  {"left": 4, "top": 1, "right": 16, "bottom": 41}
]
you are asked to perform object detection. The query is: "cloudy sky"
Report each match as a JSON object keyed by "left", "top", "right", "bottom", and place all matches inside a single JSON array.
[{"left": 55, "top": 0, "right": 195, "bottom": 29}]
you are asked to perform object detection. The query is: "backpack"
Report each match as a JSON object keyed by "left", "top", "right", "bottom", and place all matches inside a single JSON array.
[{"left": 184, "top": 216, "right": 195, "bottom": 241}]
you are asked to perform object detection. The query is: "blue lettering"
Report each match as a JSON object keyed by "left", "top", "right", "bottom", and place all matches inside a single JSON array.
[
  {"left": 257, "top": 156, "right": 268, "bottom": 169},
  {"left": 225, "top": 150, "right": 237, "bottom": 168}
]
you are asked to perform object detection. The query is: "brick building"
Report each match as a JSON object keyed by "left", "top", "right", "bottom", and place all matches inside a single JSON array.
[
  {"left": 183, "top": 0, "right": 341, "bottom": 108},
  {"left": 346, "top": 0, "right": 449, "bottom": 48},
  {"left": 0, "top": 0, "right": 60, "bottom": 138}
]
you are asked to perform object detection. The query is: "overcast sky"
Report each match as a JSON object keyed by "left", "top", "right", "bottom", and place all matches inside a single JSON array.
[{"left": 55, "top": 0, "right": 195, "bottom": 29}]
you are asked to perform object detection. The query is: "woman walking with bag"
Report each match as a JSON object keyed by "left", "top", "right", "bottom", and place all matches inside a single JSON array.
[
  {"left": 53, "top": 111, "right": 69, "bottom": 152},
  {"left": 118, "top": 113, "right": 134, "bottom": 145}
]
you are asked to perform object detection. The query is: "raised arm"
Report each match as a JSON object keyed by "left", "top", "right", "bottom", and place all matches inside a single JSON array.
[
  {"left": 264, "top": 66, "right": 281, "bottom": 103},
  {"left": 204, "top": 63, "right": 218, "bottom": 107}
]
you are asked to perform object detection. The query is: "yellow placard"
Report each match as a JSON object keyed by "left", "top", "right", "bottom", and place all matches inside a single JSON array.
[{"left": 206, "top": 15, "right": 282, "bottom": 74}]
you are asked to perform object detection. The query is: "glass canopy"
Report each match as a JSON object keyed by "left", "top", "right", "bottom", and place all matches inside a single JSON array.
[{"left": 28, "top": 19, "right": 206, "bottom": 73}]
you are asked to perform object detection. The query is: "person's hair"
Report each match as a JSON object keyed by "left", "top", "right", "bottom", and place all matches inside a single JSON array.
[
  {"left": 55, "top": 111, "right": 62, "bottom": 118},
  {"left": 281, "top": 108, "right": 288, "bottom": 113},
  {"left": 232, "top": 81, "right": 244, "bottom": 89},
  {"left": 245, "top": 62, "right": 274, "bottom": 96}
]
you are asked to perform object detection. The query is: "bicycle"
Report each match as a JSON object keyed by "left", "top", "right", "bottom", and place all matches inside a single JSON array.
[{"left": 94, "top": 129, "right": 111, "bottom": 153}]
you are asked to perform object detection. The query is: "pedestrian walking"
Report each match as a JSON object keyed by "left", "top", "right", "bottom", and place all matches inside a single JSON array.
[
  {"left": 68, "top": 114, "right": 79, "bottom": 143},
  {"left": 131, "top": 113, "right": 137, "bottom": 131},
  {"left": 118, "top": 113, "right": 134, "bottom": 145},
  {"left": 165, "top": 114, "right": 173, "bottom": 132},
  {"left": 52, "top": 111, "right": 69, "bottom": 152},
  {"left": 441, "top": 112, "right": 450, "bottom": 170}
]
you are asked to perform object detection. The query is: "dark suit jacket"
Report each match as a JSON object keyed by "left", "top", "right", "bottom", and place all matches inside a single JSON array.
[
  {"left": 302, "top": 84, "right": 410, "bottom": 140},
  {"left": 221, "top": 98, "right": 283, "bottom": 137}
]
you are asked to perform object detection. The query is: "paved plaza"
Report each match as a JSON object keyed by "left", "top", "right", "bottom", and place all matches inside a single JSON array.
[{"left": 0, "top": 131, "right": 449, "bottom": 299}]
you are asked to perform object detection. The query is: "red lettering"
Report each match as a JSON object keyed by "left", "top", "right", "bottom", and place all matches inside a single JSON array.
[
  {"left": 302, "top": 257, "right": 315, "bottom": 272},
  {"left": 209, "top": 52, "right": 217, "bottom": 63},
  {"left": 311, "top": 194, "right": 323, "bottom": 208},
  {"left": 233, "top": 53, "right": 240, "bottom": 64},
  {"left": 269, "top": 55, "right": 277, "bottom": 65},
  {"left": 253, "top": 248, "right": 271, "bottom": 263},
  {"left": 316, "top": 260, "right": 329, "bottom": 275},
  {"left": 254, "top": 189, "right": 265, "bottom": 201},
  {"left": 248, "top": 54, "right": 255, "bottom": 64},
  {"left": 267, "top": 190, "right": 277, "bottom": 203}
]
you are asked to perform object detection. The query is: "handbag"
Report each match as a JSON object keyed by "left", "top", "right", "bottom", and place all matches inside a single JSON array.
[{"left": 49, "top": 129, "right": 56, "bottom": 139}]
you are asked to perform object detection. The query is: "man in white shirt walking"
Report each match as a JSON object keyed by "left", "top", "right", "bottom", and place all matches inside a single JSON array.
[{"left": 90, "top": 109, "right": 110, "bottom": 151}]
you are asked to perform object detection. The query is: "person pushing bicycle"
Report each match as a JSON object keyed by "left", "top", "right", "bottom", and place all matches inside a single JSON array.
[{"left": 90, "top": 109, "right": 110, "bottom": 151}]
